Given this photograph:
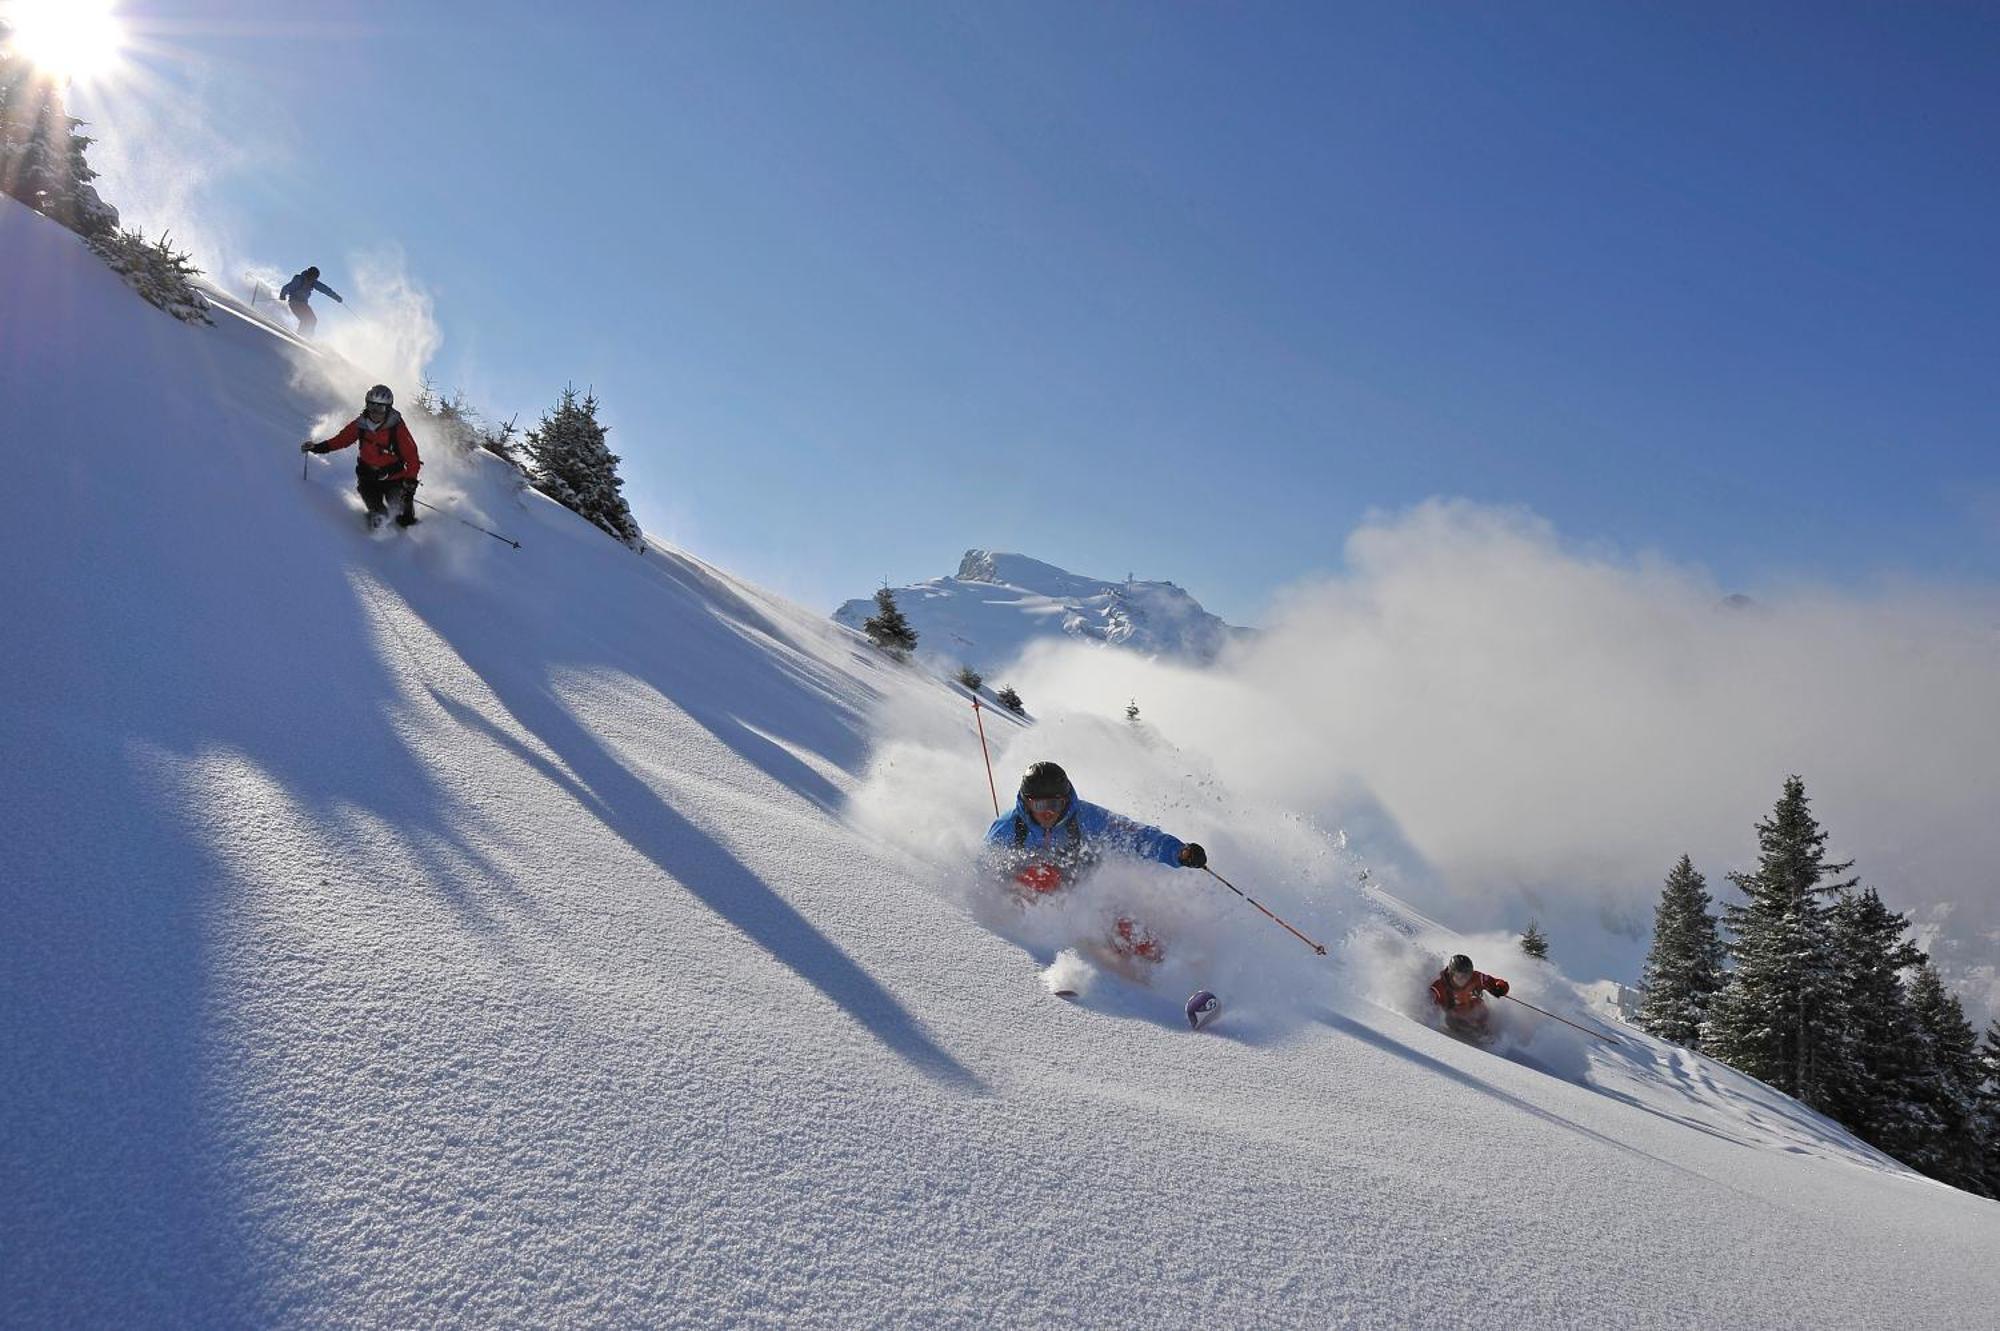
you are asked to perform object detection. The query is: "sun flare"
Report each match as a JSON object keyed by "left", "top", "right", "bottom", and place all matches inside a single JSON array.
[{"left": 3, "top": 0, "right": 127, "bottom": 85}]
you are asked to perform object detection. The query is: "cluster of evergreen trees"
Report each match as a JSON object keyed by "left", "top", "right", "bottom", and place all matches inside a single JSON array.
[
  {"left": 405, "top": 379, "right": 641, "bottom": 549},
  {"left": 3, "top": 26, "right": 209, "bottom": 322},
  {"left": 1638, "top": 776, "right": 1999, "bottom": 1196}
]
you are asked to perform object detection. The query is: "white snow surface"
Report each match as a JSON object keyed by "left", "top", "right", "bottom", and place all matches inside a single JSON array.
[
  {"left": 834, "top": 549, "right": 1251, "bottom": 673},
  {"left": 4, "top": 196, "right": 1998, "bottom": 1328}
]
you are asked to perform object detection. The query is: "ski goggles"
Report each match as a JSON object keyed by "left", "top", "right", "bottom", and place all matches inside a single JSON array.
[{"left": 1024, "top": 795, "right": 1067, "bottom": 816}]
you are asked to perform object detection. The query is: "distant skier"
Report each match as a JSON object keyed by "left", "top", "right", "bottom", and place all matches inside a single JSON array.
[
  {"left": 1430, "top": 953, "right": 1511, "bottom": 1038},
  {"left": 277, "top": 265, "right": 342, "bottom": 338},
  {"left": 986, "top": 760, "right": 1205, "bottom": 965},
  {"left": 301, "top": 384, "right": 423, "bottom": 530}
]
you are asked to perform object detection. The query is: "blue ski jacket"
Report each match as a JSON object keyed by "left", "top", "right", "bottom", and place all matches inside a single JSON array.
[
  {"left": 279, "top": 271, "right": 342, "bottom": 305},
  {"left": 984, "top": 778, "right": 1187, "bottom": 873}
]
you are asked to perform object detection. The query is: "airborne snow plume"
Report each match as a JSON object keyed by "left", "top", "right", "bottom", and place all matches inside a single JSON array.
[{"left": 1006, "top": 499, "right": 2000, "bottom": 1014}]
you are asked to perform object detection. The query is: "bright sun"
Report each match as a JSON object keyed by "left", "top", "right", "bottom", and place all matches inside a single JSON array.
[{"left": 4, "top": 0, "right": 127, "bottom": 84}]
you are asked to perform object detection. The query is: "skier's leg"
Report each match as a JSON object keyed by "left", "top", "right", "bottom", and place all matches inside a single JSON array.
[
  {"left": 1111, "top": 916, "right": 1166, "bottom": 964},
  {"left": 290, "top": 299, "right": 316, "bottom": 338},
  {"left": 394, "top": 479, "right": 419, "bottom": 527},
  {"left": 356, "top": 465, "right": 388, "bottom": 527}
]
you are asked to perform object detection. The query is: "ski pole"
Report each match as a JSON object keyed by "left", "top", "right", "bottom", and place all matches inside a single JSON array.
[
  {"left": 1201, "top": 866, "right": 1328, "bottom": 956},
  {"left": 1500, "top": 994, "right": 1627, "bottom": 1045},
  {"left": 971, "top": 697, "right": 1000, "bottom": 816},
  {"left": 413, "top": 497, "right": 521, "bottom": 549}
]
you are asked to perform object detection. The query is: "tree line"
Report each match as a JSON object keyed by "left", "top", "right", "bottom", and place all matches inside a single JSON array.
[{"left": 1637, "top": 775, "right": 1998, "bottom": 1197}]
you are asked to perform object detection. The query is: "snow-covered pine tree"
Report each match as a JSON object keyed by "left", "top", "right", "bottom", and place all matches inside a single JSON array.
[
  {"left": 1906, "top": 963, "right": 1990, "bottom": 1196},
  {"left": 1637, "top": 854, "right": 1725, "bottom": 1049},
  {"left": 996, "top": 686, "right": 1025, "bottom": 715},
  {"left": 861, "top": 587, "right": 917, "bottom": 658},
  {"left": 1519, "top": 920, "right": 1549, "bottom": 960},
  {"left": 0, "top": 32, "right": 119, "bottom": 238},
  {"left": 1822, "top": 888, "right": 1938, "bottom": 1165},
  {"left": 1703, "top": 776, "right": 1858, "bottom": 1110},
  {"left": 524, "top": 385, "right": 642, "bottom": 549},
  {"left": 84, "top": 227, "right": 212, "bottom": 323},
  {"left": 955, "top": 665, "right": 983, "bottom": 692},
  {"left": 1978, "top": 1021, "right": 2000, "bottom": 1198}
]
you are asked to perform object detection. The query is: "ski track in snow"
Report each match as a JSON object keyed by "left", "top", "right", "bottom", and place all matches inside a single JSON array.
[{"left": 3, "top": 197, "right": 1997, "bottom": 1328}]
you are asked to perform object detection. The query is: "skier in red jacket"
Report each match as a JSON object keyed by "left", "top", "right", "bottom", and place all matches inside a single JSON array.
[
  {"left": 1429, "top": 953, "right": 1510, "bottom": 1037},
  {"left": 301, "top": 384, "right": 423, "bottom": 530}
]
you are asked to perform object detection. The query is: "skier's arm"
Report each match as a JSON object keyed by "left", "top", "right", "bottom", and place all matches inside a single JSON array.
[
  {"left": 314, "top": 280, "right": 343, "bottom": 303},
  {"left": 308, "top": 420, "right": 362, "bottom": 454},
  {"left": 1482, "top": 975, "right": 1511, "bottom": 997},
  {"left": 1088, "top": 807, "right": 1186, "bottom": 867}
]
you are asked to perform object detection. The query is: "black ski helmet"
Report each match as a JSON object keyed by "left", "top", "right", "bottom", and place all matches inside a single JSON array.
[
  {"left": 1447, "top": 954, "right": 1474, "bottom": 979},
  {"left": 365, "top": 384, "right": 394, "bottom": 409},
  {"left": 1019, "top": 761, "right": 1070, "bottom": 802}
]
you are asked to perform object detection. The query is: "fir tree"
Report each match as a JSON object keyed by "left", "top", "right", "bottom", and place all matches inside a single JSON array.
[
  {"left": 0, "top": 33, "right": 119, "bottom": 237},
  {"left": 1704, "top": 776, "right": 1857, "bottom": 1109},
  {"left": 1821, "top": 888, "right": 1937, "bottom": 1163},
  {"left": 1125, "top": 699, "right": 1141, "bottom": 723},
  {"left": 955, "top": 665, "right": 983, "bottom": 692},
  {"left": 862, "top": 587, "right": 917, "bottom": 658},
  {"left": 1637, "top": 854, "right": 1725, "bottom": 1049},
  {"left": 525, "top": 385, "right": 642, "bottom": 548},
  {"left": 996, "top": 686, "right": 1025, "bottom": 715},
  {"left": 1519, "top": 920, "right": 1549, "bottom": 960},
  {"left": 1977, "top": 1021, "right": 2000, "bottom": 1197},
  {"left": 1907, "top": 962, "right": 1989, "bottom": 1195}
]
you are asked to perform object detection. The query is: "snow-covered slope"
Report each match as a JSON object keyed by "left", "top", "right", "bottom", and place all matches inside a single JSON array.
[
  {"left": 834, "top": 549, "right": 1251, "bottom": 672},
  {"left": 5, "top": 196, "right": 1998, "bottom": 1329}
]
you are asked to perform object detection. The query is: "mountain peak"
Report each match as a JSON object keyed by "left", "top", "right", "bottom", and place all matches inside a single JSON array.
[{"left": 837, "top": 550, "right": 1250, "bottom": 669}]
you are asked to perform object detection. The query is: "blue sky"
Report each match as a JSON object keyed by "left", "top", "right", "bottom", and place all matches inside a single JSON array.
[{"left": 69, "top": 1, "right": 2000, "bottom": 623}]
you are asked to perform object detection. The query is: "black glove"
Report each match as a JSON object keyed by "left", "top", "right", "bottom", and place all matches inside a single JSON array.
[
  {"left": 300, "top": 441, "right": 318, "bottom": 453},
  {"left": 1177, "top": 843, "right": 1207, "bottom": 869},
  {"left": 1491, "top": 981, "right": 1510, "bottom": 997}
]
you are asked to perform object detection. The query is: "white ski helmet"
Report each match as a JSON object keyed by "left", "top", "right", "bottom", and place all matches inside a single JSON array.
[{"left": 365, "top": 384, "right": 394, "bottom": 408}]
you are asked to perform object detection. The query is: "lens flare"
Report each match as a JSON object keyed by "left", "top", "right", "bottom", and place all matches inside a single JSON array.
[{"left": 3, "top": 0, "right": 127, "bottom": 85}]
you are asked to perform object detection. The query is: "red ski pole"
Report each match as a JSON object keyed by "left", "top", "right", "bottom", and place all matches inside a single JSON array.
[{"left": 971, "top": 697, "right": 1000, "bottom": 816}]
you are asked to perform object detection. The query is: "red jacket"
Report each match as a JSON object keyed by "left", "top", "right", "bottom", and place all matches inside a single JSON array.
[
  {"left": 314, "top": 410, "right": 422, "bottom": 481},
  {"left": 1430, "top": 968, "right": 1509, "bottom": 1013}
]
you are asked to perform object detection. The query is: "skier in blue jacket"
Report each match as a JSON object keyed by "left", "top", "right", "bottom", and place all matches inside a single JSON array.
[
  {"left": 277, "top": 265, "right": 342, "bottom": 338},
  {"left": 985, "top": 760, "right": 1206, "bottom": 964}
]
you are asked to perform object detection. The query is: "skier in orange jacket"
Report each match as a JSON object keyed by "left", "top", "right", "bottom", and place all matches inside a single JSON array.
[
  {"left": 1430, "top": 953, "right": 1510, "bottom": 1036},
  {"left": 301, "top": 384, "right": 423, "bottom": 530}
]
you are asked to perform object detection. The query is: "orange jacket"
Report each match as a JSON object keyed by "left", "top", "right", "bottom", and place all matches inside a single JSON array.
[
  {"left": 1430, "top": 968, "right": 1509, "bottom": 1013},
  {"left": 314, "top": 411, "right": 422, "bottom": 481}
]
